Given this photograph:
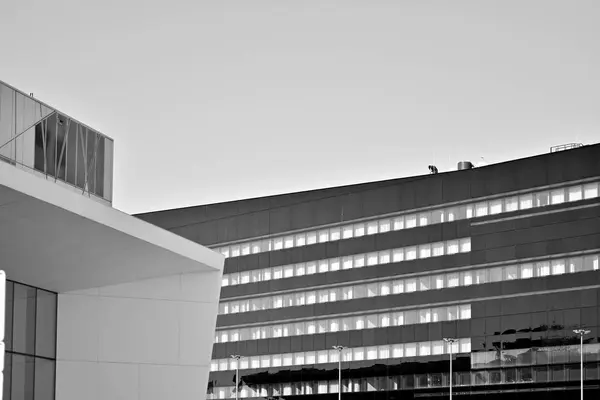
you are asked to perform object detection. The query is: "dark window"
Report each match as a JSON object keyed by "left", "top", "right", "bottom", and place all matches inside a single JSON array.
[
  {"left": 35, "top": 290, "right": 57, "bottom": 358},
  {"left": 11, "top": 354, "right": 35, "bottom": 400},
  {"left": 34, "top": 358, "right": 55, "bottom": 400},
  {"left": 12, "top": 284, "right": 36, "bottom": 355},
  {"left": 5, "top": 281, "right": 14, "bottom": 351}
]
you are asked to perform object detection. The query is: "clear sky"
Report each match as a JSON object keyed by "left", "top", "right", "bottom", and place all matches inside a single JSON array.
[{"left": 1, "top": 0, "right": 598, "bottom": 213}]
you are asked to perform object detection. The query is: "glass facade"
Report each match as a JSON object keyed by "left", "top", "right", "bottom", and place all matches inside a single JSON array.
[
  {"left": 3, "top": 280, "right": 57, "bottom": 400},
  {"left": 0, "top": 80, "right": 113, "bottom": 203}
]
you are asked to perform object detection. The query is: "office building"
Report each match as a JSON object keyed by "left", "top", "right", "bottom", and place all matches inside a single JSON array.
[
  {"left": 0, "top": 79, "right": 224, "bottom": 400},
  {"left": 138, "top": 144, "right": 600, "bottom": 399}
]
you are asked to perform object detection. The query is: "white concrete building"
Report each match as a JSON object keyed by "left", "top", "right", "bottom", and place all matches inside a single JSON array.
[{"left": 0, "top": 79, "right": 223, "bottom": 400}]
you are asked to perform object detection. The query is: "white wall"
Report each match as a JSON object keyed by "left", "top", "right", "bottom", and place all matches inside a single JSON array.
[{"left": 55, "top": 270, "right": 221, "bottom": 400}]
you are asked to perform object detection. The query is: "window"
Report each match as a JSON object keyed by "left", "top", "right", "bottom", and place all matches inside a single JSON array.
[
  {"left": 551, "top": 189, "right": 565, "bottom": 204},
  {"left": 419, "top": 244, "right": 431, "bottom": 258},
  {"left": 392, "top": 280, "right": 404, "bottom": 294},
  {"left": 551, "top": 259, "right": 566, "bottom": 275},
  {"left": 306, "top": 261, "right": 317, "bottom": 275},
  {"left": 393, "top": 216, "right": 404, "bottom": 230},
  {"left": 342, "top": 225, "right": 353, "bottom": 239},
  {"left": 318, "top": 260, "right": 329, "bottom": 273},
  {"left": 342, "top": 257, "right": 353, "bottom": 270},
  {"left": 584, "top": 183, "right": 599, "bottom": 199},
  {"left": 241, "top": 243, "right": 251, "bottom": 255},
  {"left": 520, "top": 263, "right": 534, "bottom": 278},
  {"left": 317, "top": 230, "right": 328, "bottom": 243},
  {"left": 406, "top": 246, "right": 417, "bottom": 260},
  {"left": 405, "top": 214, "right": 417, "bottom": 228},
  {"left": 379, "top": 219, "right": 391, "bottom": 232},
  {"left": 505, "top": 196, "right": 518, "bottom": 212},
  {"left": 447, "top": 240, "right": 459, "bottom": 254},
  {"left": 568, "top": 185, "right": 583, "bottom": 201},
  {"left": 505, "top": 265, "right": 518, "bottom": 280},
  {"left": 379, "top": 250, "right": 391, "bottom": 264},
  {"left": 367, "top": 253, "right": 378, "bottom": 266},
  {"left": 432, "top": 242, "right": 444, "bottom": 257},
  {"left": 475, "top": 202, "right": 488, "bottom": 217},
  {"left": 459, "top": 304, "right": 471, "bottom": 319},
  {"left": 296, "top": 233, "right": 307, "bottom": 246},
  {"left": 489, "top": 267, "right": 502, "bottom": 282},
  {"left": 330, "top": 227, "right": 341, "bottom": 241},
  {"left": 367, "top": 221, "right": 378, "bottom": 235},
  {"left": 354, "top": 254, "right": 365, "bottom": 268},
  {"left": 519, "top": 194, "right": 533, "bottom": 209},
  {"left": 489, "top": 199, "right": 503, "bottom": 214},
  {"left": 459, "top": 238, "right": 471, "bottom": 252},
  {"left": 354, "top": 223, "right": 365, "bottom": 237},
  {"left": 536, "top": 261, "right": 550, "bottom": 277},
  {"left": 392, "top": 248, "right": 404, "bottom": 262},
  {"left": 405, "top": 278, "right": 417, "bottom": 292},
  {"left": 419, "top": 212, "right": 430, "bottom": 226},
  {"left": 535, "top": 191, "right": 550, "bottom": 207},
  {"left": 419, "top": 276, "right": 431, "bottom": 291}
]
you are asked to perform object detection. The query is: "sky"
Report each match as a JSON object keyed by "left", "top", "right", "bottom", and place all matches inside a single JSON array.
[{"left": 1, "top": 0, "right": 599, "bottom": 214}]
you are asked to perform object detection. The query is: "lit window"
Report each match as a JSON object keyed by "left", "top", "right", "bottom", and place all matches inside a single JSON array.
[
  {"left": 432, "top": 340, "right": 444, "bottom": 355},
  {"left": 318, "top": 260, "right": 329, "bottom": 273},
  {"left": 505, "top": 197, "right": 518, "bottom": 212},
  {"left": 433, "top": 274, "right": 445, "bottom": 289},
  {"left": 419, "top": 212, "right": 430, "bottom": 226},
  {"left": 342, "top": 225, "right": 353, "bottom": 239},
  {"left": 568, "top": 185, "right": 583, "bottom": 202},
  {"left": 366, "top": 346, "right": 378, "bottom": 360},
  {"left": 353, "top": 254, "right": 365, "bottom": 268},
  {"left": 379, "top": 219, "right": 391, "bottom": 232},
  {"left": 342, "top": 287, "right": 353, "bottom": 300},
  {"left": 392, "top": 248, "right": 405, "bottom": 262},
  {"left": 460, "top": 338, "right": 471, "bottom": 353},
  {"left": 230, "top": 273, "right": 240, "bottom": 285},
  {"left": 505, "top": 265, "right": 518, "bottom": 280},
  {"left": 306, "top": 261, "right": 317, "bottom": 275},
  {"left": 283, "top": 265, "right": 294, "bottom": 278},
  {"left": 520, "top": 263, "right": 533, "bottom": 278},
  {"left": 474, "top": 269, "right": 487, "bottom": 284},
  {"left": 461, "top": 271, "right": 473, "bottom": 286},
  {"left": 584, "top": 183, "right": 599, "bottom": 199},
  {"left": 329, "top": 319, "right": 340, "bottom": 332},
  {"left": 475, "top": 202, "right": 488, "bottom": 217},
  {"left": 432, "top": 242, "right": 444, "bottom": 257},
  {"left": 330, "top": 258, "right": 340, "bottom": 271},
  {"left": 419, "top": 244, "right": 431, "bottom": 259},
  {"left": 354, "top": 223, "right": 365, "bottom": 237},
  {"left": 535, "top": 191, "right": 550, "bottom": 207},
  {"left": 406, "top": 246, "right": 417, "bottom": 260},
  {"left": 354, "top": 316, "right": 365, "bottom": 330},
  {"left": 366, "top": 314, "right": 378, "bottom": 328},
  {"left": 307, "top": 232, "right": 317, "bottom": 245},
  {"left": 432, "top": 307, "right": 446, "bottom": 322},
  {"left": 379, "top": 313, "right": 391, "bottom": 327},
  {"left": 263, "top": 268, "right": 272, "bottom": 281},
  {"left": 240, "top": 271, "right": 250, "bottom": 284},
  {"left": 295, "top": 233, "right": 306, "bottom": 247},
  {"left": 318, "top": 230, "right": 329, "bottom": 243},
  {"left": 305, "top": 351, "right": 316, "bottom": 364},
  {"left": 318, "top": 290, "right": 329, "bottom": 303},
  {"left": 405, "top": 214, "right": 417, "bottom": 228},
  {"left": 419, "top": 308, "right": 431, "bottom": 323},
  {"left": 378, "top": 345, "right": 390, "bottom": 359},
  {"left": 294, "top": 263, "right": 306, "bottom": 276},
  {"left": 392, "top": 280, "right": 404, "bottom": 294},
  {"left": 459, "top": 238, "right": 471, "bottom": 252},
  {"left": 367, "top": 221, "right": 378, "bottom": 235},
  {"left": 489, "top": 267, "right": 502, "bottom": 282},
  {"left": 519, "top": 194, "right": 533, "bottom": 210},
  {"left": 353, "top": 347, "right": 365, "bottom": 361},
  {"left": 551, "top": 189, "right": 565, "bottom": 204},
  {"left": 447, "top": 273, "right": 459, "bottom": 287},
  {"left": 251, "top": 242, "right": 261, "bottom": 254},
  {"left": 393, "top": 311, "right": 404, "bottom": 326},
  {"left": 459, "top": 304, "right": 471, "bottom": 319},
  {"left": 318, "top": 350, "right": 329, "bottom": 363},
  {"left": 273, "top": 267, "right": 283, "bottom": 280},
  {"left": 366, "top": 283, "right": 378, "bottom": 297},
  {"left": 379, "top": 250, "right": 391, "bottom": 264},
  {"left": 221, "top": 275, "right": 230, "bottom": 287},
  {"left": 220, "top": 247, "right": 230, "bottom": 258},
  {"left": 419, "top": 342, "right": 431, "bottom": 356},
  {"left": 405, "top": 278, "right": 417, "bottom": 292},
  {"left": 393, "top": 216, "right": 405, "bottom": 230},
  {"left": 419, "top": 276, "right": 431, "bottom": 291},
  {"left": 391, "top": 343, "right": 404, "bottom": 358},
  {"left": 446, "top": 240, "right": 459, "bottom": 254},
  {"left": 379, "top": 281, "right": 391, "bottom": 296},
  {"left": 551, "top": 259, "right": 566, "bottom": 275},
  {"left": 330, "top": 227, "right": 341, "bottom": 241},
  {"left": 342, "top": 256, "right": 353, "bottom": 270},
  {"left": 306, "top": 291, "right": 316, "bottom": 304},
  {"left": 489, "top": 199, "right": 503, "bottom": 214},
  {"left": 536, "top": 261, "right": 550, "bottom": 277},
  {"left": 445, "top": 207, "right": 457, "bottom": 221},
  {"left": 405, "top": 343, "right": 417, "bottom": 357}
]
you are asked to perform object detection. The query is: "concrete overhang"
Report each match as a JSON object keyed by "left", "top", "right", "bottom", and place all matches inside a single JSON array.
[{"left": 0, "top": 162, "right": 224, "bottom": 293}]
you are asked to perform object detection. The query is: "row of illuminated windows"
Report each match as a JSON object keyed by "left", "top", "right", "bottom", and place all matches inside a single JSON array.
[
  {"left": 216, "top": 182, "right": 600, "bottom": 259},
  {"left": 214, "top": 304, "right": 471, "bottom": 343},
  {"left": 218, "top": 253, "right": 600, "bottom": 315},
  {"left": 210, "top": 338, "right": 471, "bottom": 372},
  {"left": 206, "top": 363, "right": 600, "bottom": 399},
  {"left": 222, "top": 238, "right": 472, "bottom": 287},
  {"left": 472, "top": 343, "right": 600, "bottom": 369}
]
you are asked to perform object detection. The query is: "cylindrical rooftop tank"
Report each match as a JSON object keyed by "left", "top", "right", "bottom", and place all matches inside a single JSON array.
[{"left": 457, "top": 161, "right": 474, "bottom": 170}]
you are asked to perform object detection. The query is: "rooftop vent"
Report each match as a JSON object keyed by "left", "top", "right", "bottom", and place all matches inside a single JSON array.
[
  {"left": 550, "top": 143, "right": 583, "bottom": 153},
  {"left": 457, "top": 161, "right": 474, "bottom": 171}
]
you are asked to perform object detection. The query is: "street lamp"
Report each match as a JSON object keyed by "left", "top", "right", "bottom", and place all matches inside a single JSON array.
[
  {"left": 332, "top": 346, "right": 347, "bottom": 400},
  {"left": 443, "top": 338, "right": 458, "bottom": 400},
  {"left": 573, "top": 329, "right": 591, "bottom": 400},
  {"left": 230, "top": 355, "right": 243, "bottom": 400}
]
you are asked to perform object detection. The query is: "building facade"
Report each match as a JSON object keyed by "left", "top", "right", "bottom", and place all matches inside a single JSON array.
[
  {"left": 138, "top": 144, "right": 600, "bottom": 399},
  {"left": 1, "top": 79, "right": 224, "bottom": 400}
]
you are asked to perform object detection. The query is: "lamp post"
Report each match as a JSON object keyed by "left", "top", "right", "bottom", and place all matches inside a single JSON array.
[
  {"left": 230, "top": 355, "right": 243, "bottom": 400},
  {"left": 573, "top": 329, "right": 591, "bottom": 400},
  {"left": 332, "top": 346, "right": 347, "bottom": 400},
  {"left": 443, "top": 338, "right": 458, "bottom": 400}
]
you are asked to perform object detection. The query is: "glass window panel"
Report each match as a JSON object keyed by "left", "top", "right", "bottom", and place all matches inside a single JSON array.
[
  {"left": 354, "top": 223, "right": 365, "bottom": 237},
  {"left": 230, "top": 273, "right": 239, "bottom": 286},
  {"left": 221, "top": 275, "right": 230, "bottom": 287},
  {"left": 354, "top": 316, "right": 365, "bottom": 330},
  {"left": 329, "top": 319, "right": 340, "bottom": 332},
  {"left": 535, "top": 191, "right": 550, "bottom": 207},
  {"left": 448, "top": 306, "right": 458, "bottom": 321},
  {"left": 318, "top": 289, "right": 329, "bottom": 303},
  {"left": 13, "top": 283, "right": 37, "bottom": 354},
  {"left": 317, "top": 230, "right": 329, "bottom": 243},
  {"left": 240, "top": 271, "right": 250, "bottom": 284},
  {"left": 431, "top": 209, "right": 443, "bottom": 224},
  {"left": 391, "top": 343, "right": 404, "bottom": 358},
  {"left": 405, "top": 310, "right": 417, "bottom": 325},
  {"left": 405, "top": 343, "right": 417, "bottom": 357},
  {"left": 295, "top": 263, "right": 306, "bottom": 276},
  {"left": 241, "top": 243, "right": 251, "bottom": 255},
  {"left": 459, "top": 304, "right": 471, "bottom": 319},
  {"left": 366, "top": 314, "right": 378, "bottom": 329},
  {"left": 306, "top": 261, "right": 317, "bottom": 275},
  {"left": 475, "top": 202, "right": 488, "bottom": 217},
  {"left": 318, "top": 259, "right": 329, "bottom": 273},
  {"left": 263, "top": 268, "right": 272, "bottom": 281},
  {"left": 295, "top": 292, "right": 306, "bottom": 306},
  {"left": 353, "top": 254, "right": 365, "bottom": 268},
  {"left": 295, "top": 233, "right": 307, "bottom": 247},
  {"left": 283, "top": 265, "right": 294, "bottom": 278},
  {"left": 393, "top": 312, "right": 404, "bottom": 326},
  {"left": 568, "top": 185, "right": 583, "bottom": 201},
  {"left": 367, "top": 283, "right": 378, "bottom": 297},
  {"left": 306, "top": 291, "right": 317, "bottom": 304},
  {"left": 489, "top": 267, "right": 502, "bottom": 282},
  {"left": 433, "top": 274, "right": 445, "bottom": 289},
  {"left": 445, "top": 207, "right": 457, "bottom": 222},
  {"left": 329, "top": 257, "right": 340, "bottom": 271},
  {"left": 551, "top": 259, "right": 566, "bottom": 275},
  {"left": 432, "top": 307, "right": 446, "bottom": 322},
  {"left": 379, "top": 219, "right": 391, "bottom": 232},
  {"left": 419, "top": 212, "right": 430, "bottom": 226},
  {"left": 405, "top": 278, "right": 417, "bottom": 293},
  {"left": 505, "top": 196, "right": 518, "bottom": 212},
  {"left": 474, "top": 269, "right": 487, "bottom": 284},
  {"left": 419, "top": 276, "right": 431, "bottom": 291},
  {"left": 379, "top": 250, "right": 391, "bottom": 264},
  {"left": 379, "top": 313, "right": 391, "bottom": 327},
  {"left": 519, "top": 194, "right": 533, "bottom": 209},
  {"left": 231, "top": 245, "right": 241, "bottom": 257},
  {"left": 405, "top": 214, "right": 417, "bottom": 228},
  {"left": 461, "top": 270, "right": 473, "bottom": 286},
  {"left": 366, "top": 346, "right": 378, "bottom": 360},
  {"left": 367, "top": 252, "right": 378, "bottom": 266},
  {"left": 446, "top": 240, "right": 459, "bottom": 255},
  {"left": 342, "top": 256, "right": 353, "bottom": 270},
  {"left": 342, "top": 225, "right": 353, "bottom": 239},
  {"left": 536, "top": 261, "right": 550, "bottom": 277},
  {"left": 36, "top": 289, "right": 57, "bottom": 358},
  {"left": 465, "top": 205, "right": 474, "bottom": 218},
  {"left": 342, "top": 287, "right": 353, "bottom": 300},
  {"left": 583, "top": 254, "right": 599, "bottom": 271},
  {"left": 12, "top": 354, "right": 35, "bottom": 400},
  {"left": 447, "top": 273, "right": 459, "bottom": 287},
  {"left": 379, "top": 281, "right": 391, "bottom": 296},
  {"left": 393, "top": 216, "right": 405, "bottom": 230},
  {"left": 489, "top": 199, "right": 503, "bottom": 214},
  {"left": 551, "top": 188, "right": 565, "bottom": 204},
  {"left": 392, "top": 280, "right": 404, "bottom": 294},
  {"left": 306, "top": 231, "right": 317, "bottom": 245},
  {"left": 392, "top": 248, "right": 404, "bottom": 262},
  {"left": 220, "top": 247, "right": 230, "bottom": 258},
  {"left": 367, "top": 221, "right": 378, "bottom": 235},
  {"left": 406, "top": 246, "right": 417, "bottom": 260},
  {"left": 329, "top": 227, "right": 341, "bottom": 241},
  {"left": 505, "top": 265, "right": 518, "bottom": 280},
  {"left": 419, "top": 244, "right": 431, "bottom": 258},
  {"left": 353, "top": 347, "right": 365, "bottom": 361},
  {"left": 583, "top": 183, "right": 599, "bottom": 199},
  {"left": 419, "top": 342, "right": 431, "bottom": 356},
  {"left": 459, "top": 238, "right": 471, "bottom": 252},
  {"left": 419, "top": 309, "right": 431, "bottom": 323},
  {"left": 520, "top": 263, "right": 534, "bottom": 278},
  {"left": 432, "top": 242, "right": 444, "bottom": 257}
]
